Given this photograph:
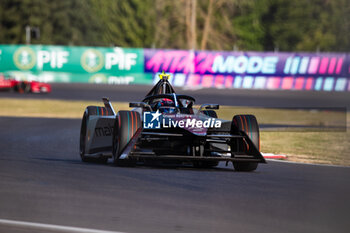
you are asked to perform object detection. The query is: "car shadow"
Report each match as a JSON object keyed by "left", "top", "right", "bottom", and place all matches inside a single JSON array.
[{"left": 34, "top": 156, "right": 263, "bottom": 173}]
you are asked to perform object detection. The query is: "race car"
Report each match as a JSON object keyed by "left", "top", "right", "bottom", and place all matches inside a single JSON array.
[
  {"left": 0, "top": 73, "right": 51, "bottom": 93},
  {"left": 79, "top": 72, "right": 266, "bottom": 171}
]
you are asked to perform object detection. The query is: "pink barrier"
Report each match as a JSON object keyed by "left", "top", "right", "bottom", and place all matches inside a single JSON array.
[{"left": 144, "top": 49, "right": 350, "bottom": 91}]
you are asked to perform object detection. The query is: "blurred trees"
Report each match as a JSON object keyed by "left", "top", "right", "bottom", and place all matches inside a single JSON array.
[
  {"left": 0, "top": 0, "right": 348, "bottom": 51},
  {"left": 91, "top": 0, "right": 155, "bottom": 47},
  {"left": 0, "top": 0, "right": 103, "bottom": 45},
  {"left": 262, "top": 0, "right": 350, "bottom": 52}
]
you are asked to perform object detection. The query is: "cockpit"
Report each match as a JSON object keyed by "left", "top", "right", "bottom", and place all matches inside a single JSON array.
[
  {"left": 143, "top": 94, "right": 195, "bottom": 114},
  {"left": 141, "top": 72, "right": 195, "bottom": 114}
]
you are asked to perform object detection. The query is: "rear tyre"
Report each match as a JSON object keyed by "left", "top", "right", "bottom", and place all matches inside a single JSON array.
[
  {"left": 231, "top": 115, "right": 260, "bottom": 172},
  {"left": 112, "top": 111, "right": 141, "bottom": 166},
  {"left": 79, "top": 106, "right": 110, "bottom": 163},
  {"left": 14, "top": 81, "right": 30, "bottom": 93}
]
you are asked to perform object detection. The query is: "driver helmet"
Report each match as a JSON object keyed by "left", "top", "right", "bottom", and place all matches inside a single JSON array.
[{"left": 156, "top": 98, "right": 176, "bottom": 113}]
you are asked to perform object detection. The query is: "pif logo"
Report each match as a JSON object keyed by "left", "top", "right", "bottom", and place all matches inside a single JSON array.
[
  {"left": 143, "top": 110, "right": 161, "bottom": 129},
  {"left": 13, "top": 47, "right": 36, "bottom": 70},
  {"left": 89, "top": 74, "right": 107, "bottom": 83},
  {"left": 81, "top": 49, "right": 104, "bottom": 73}
]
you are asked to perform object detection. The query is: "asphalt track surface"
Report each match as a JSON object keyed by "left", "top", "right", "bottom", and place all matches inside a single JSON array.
[
  {"left": 1, "top": 83, "right": 350, "bottom": 108},
  {"left": 0, "top": 116, "right": 349, "bottom": 233},
  {"left": 0, "top": 84, "right": 350, "bottom": 233}
]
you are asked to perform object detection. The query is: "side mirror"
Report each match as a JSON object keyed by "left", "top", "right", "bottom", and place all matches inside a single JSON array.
[
  {"left": 129, "top": 102, "right": 152, "bottom": 111},
  {"left": 199, "top": 104, "right": 219, "bottom": 112},
  {"left": 205, "top": 104, "right": 219, "bottom": 110}
]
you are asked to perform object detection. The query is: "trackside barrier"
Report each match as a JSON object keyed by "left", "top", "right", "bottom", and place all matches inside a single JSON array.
[
  {"left": 144, "top": 49, "right": 350, "bottom": 91},
  {"left": 0, "top": 45, "right": 349, "bottom": 91},
  {"left": 0, "top": 45, "right": 151, "bottom": 85}
]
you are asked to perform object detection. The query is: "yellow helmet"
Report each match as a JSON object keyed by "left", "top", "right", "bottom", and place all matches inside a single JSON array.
[{"left": 159, "top": 71, "right": 170, "bottom": 80}]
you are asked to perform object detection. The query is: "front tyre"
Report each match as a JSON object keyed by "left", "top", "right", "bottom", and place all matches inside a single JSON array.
[
  {"left": 79, "top": 107, "right": 109, "bottom": 163},
  {"left": 112, "top": 111, "right": 141, "bottom": 166},
  {"left": 231, "top": 115, "right": 260, "bottom": 172},
  {"left": 79, "top": 111, "right": 88, "bottom": 162}
]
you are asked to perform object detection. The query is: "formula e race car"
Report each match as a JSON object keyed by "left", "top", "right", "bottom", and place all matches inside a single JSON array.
[
  {"left": 79, "top": 72, "right": 266, "bottom": 171},
  {"left": 0, "top": 73, "right": 51, "bottom": 93}
]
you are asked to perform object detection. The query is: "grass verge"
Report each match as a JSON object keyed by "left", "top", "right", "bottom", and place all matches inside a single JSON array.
[
  {"left": 0, "top": 98, "right": 130, "bottom": 119},
  {"left": 1, "top": 98, "right": 349, "bottom": 166},
  {"left": 261, "top": 132, "right": 350, "bottom": 166}
]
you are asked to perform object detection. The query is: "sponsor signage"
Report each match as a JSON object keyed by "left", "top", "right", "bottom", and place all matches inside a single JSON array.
[
  {"left": 144, "top": 49, "right": 349, "bottom": 77},
  {"left": 0, "top": 45, "right": 151, "bottom": 84},
  {"left": 144, "top": 49, "right": 350, "bottom": 91},
  {"left": 0, "top": 44, "right": 349, "bottom": 91}
]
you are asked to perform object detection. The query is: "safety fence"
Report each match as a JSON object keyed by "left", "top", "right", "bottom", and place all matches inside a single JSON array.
[{"left": 0, "top": 45, "right": 349, "bottom": 91}]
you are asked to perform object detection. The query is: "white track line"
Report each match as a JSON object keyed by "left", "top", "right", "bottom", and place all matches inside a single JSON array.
[
  {"left": 262, "top": 152, "right": 349, "bottom": 168},
  {"left": 0, "top": 219, "right": 125, "bottom": 233},
  {"left": 266, "top": 159, "right": 350, "bottom": 168},
  {"left": 262, "top": 152, "right": 287, "bottom": 159}
]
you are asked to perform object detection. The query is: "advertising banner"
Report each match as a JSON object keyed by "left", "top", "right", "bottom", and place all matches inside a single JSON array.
[
  {"left": 0, "top": 45, "right": 152, "bottom": 85},
  {"left": 1, "top": 45, "right": 349, "bottom": 91},
  {"left": 144, "top": 49, "right": 350, "bottom": 91}
]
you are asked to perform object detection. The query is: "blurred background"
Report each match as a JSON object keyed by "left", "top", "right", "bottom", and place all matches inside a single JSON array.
[
  {"left": 1, "top": 0, "right": 349, "bottom": 51},
  {"left": 0, "top": 3, "right": 349, "bottom": 233},
  {"left": 0, "top": 0, "right": 349, "bottom": 91},
  {"left": 0, "top": 3, "right": 350, "bottom": 232}
]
